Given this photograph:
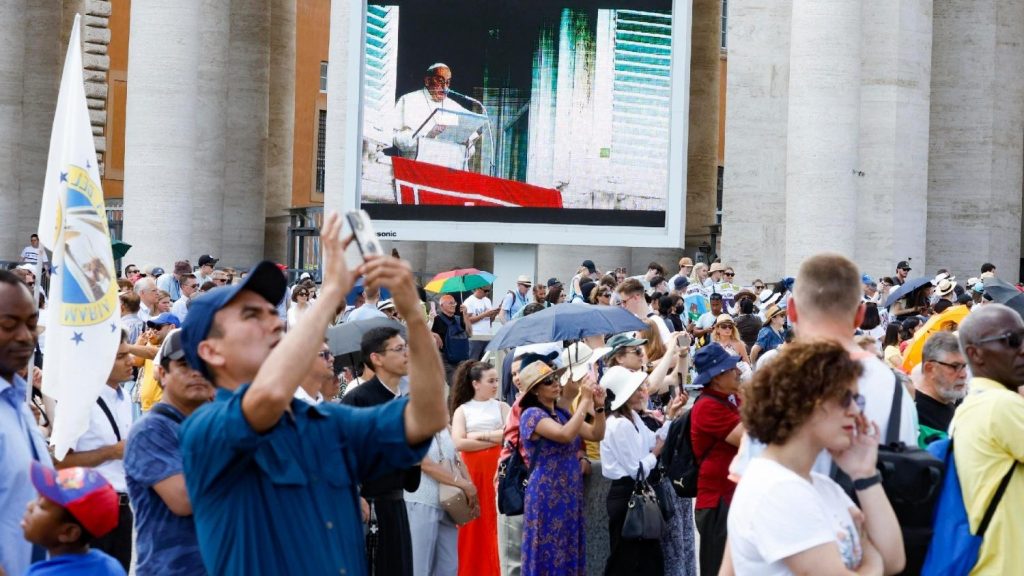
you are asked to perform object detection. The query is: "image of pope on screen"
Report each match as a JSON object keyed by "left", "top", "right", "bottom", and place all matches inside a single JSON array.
[{"left": 359, "top": 1, "right": 675, "bottom": 217}]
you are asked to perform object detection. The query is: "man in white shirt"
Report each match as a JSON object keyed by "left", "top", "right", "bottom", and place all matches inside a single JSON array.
[
  {"left": 392, "top": 63, "right": 472, "bottom": 159},
  {"left": 55, "top": 330, "right": 136, "bottom": 571},
  {"left": 171, "top": 273, "right": 199, "bottom": 323},
  {"left": 19, "top": 233, "right": 49, "bottom": 270},
  {"left": 616, "top": 277, "right": 671, "bottom": 345},
  {"left": 134, "top": 276, "right": 160, "bottom": 322},
  {"left": 295, "top": 342, "right": 334, "bottom": 405},
  {"left": 463, "top": 285, "right": 498, "bottom": 359}
]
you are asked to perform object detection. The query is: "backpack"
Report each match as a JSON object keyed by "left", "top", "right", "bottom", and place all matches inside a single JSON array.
[
  {"left": 831, "top": 371, "right": 945, "bottom": 575},
  {"left": 438, "top": 313, "right": 470, "bottom": 364},
  {"left": 921, "top": 438, "right": 1017, "bottom": 575},
  {"left": 661, "top": 393, "right": 733, "bottom": 498}
]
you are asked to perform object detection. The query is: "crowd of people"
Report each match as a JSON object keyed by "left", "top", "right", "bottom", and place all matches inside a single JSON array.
[{"left": 2, "top": 224, "right": 1023, "bottom": 576}]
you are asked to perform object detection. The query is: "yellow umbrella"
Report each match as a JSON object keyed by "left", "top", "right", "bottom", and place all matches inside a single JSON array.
[{"left": 901, "top": 305, "right": 970, "bottom": 372}]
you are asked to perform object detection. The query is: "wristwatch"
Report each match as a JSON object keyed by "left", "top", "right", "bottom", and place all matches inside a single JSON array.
[{"left": 853, "top": 472, "right": 882, "bottom": 491}]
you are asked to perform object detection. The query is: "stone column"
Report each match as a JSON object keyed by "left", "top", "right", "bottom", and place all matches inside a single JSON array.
[
  {"left": 265, "top": 0, "right": 296, "bottom": 264},
  {"left": 17, "top": 2, "right": 62, "bottom": 243},
  {"left": 223, "top": 0, "right": 270, "bottom": 266},
  {"left": 0, "top": 0, "right": 26, "bottom": 256},
  {"left": 784, "top": 0, "right": 862, "bottom": 271},
  {"left": 323, "top": 0, "right": 356, "bottom": 216},
  {"left": 720, "top": 0, "right": 792, "bottom": 283},
  {"left": 684, "top": 0, "right": 721, "bottom": 250},
  {"left": 928, "top": 0, "right": 1024, "bottom": 281},
  {"left": 123, "top": 1, "right": 200, "bottom": 266},
  {"left": 191, "top": 0, "right": 231, "bottom": 260},
  {"left": 855, "top": 0, "right": 932, "bottom": 277}
]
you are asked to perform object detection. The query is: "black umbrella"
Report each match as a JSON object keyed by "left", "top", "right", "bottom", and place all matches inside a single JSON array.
[
  {"left": 982, "top": 277, "right": 1024, "bottom": 318},
  {"left": 326, "top": 317, "right": 406, "bottom": 370},
  {"left": 884, "top": 277, "right": 933, "bottom": 308}
]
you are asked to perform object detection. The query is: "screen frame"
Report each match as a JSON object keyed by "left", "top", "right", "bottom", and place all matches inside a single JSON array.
[{"left": 337, "top": 0, "right": 692, "bottom": 248}]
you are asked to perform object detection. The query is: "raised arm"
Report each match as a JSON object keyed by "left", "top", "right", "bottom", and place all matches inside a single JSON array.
[
  {"left": 534, "top": 387, "right": 594, "bottom": 444},
  {"left": 242, "top": 213, "right": 356, "bottom": 432},
  {"left": 361, "top": 256, "right": 448, "bottom": 445}
]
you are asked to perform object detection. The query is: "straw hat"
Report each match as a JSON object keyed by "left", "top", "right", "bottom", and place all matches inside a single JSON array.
[
  {"left": 709, "top": 262, "right": 727, "bottom": 274},
  {"left": 518, "top": 360, "right": 569, "bottom": 396},
  {"left": 600, "top": 366, "right": 648, "bottom": 411},
  {"left": 935, "top": 278, "right": 957, "bottom": 297}
]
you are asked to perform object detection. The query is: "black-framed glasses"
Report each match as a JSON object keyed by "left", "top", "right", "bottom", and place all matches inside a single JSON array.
[
  {"left": 318, "top": 350, "right": 333, "bottom": 361},
  {"left": 929, "top": 359, "right": 967, "bottom": 373},
  {"left": 724, "top": 272, "right": 735, "bottom": 277},
  {"left": 623, "top": 348, "right": 643, "bottom": 356},
  {"left": 841, "top": 390, "right": 867, "bottom": 412},
  {"left": 753, "top": 284, "right": 765, "bottom": 291},
  {"left": 976, "top": 331, "right": 1024, "bottom": 349},
  {"left": 538, "top": 377, "right": 560, "bottom": 387},
  {"left": 296, "top": 291, "right": 309, "bottom": 297}
]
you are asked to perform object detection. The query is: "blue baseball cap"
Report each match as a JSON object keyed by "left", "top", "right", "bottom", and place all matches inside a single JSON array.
[
  {"left": 861, "top": 274, "right": 874, "bottom": 285},
  {"left": 146, "top": 313, "right": 181, "bottom": 329},
  {"left": 692, "top": 343, "right": 741, "bottom": 387},
  {"left": 181, "top": 260, "right": 287, "bottom": 378}
]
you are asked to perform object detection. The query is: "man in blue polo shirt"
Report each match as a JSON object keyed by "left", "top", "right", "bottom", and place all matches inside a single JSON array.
[
  {"left": 178, "top": 213, "right": 448, "bottom": 575},
  {"left": 124, "top": 328, "right": 214, "bottom": 576}
]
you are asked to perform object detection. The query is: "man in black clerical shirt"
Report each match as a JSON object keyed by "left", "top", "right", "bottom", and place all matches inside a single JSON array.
[
  {"left": 914, "top": 331, "right": 968, "bottom": 445},
  {"left": 342, "top": 326, "right": 420, "bottom": 576}
]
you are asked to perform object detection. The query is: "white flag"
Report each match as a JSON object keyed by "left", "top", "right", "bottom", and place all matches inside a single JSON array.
[{"left": 38, "top": 14, "right": 121, "bottom": 460}]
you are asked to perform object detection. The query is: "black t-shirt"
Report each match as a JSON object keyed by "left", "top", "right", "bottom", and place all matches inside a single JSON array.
[
  {"left": 341, "top": 377, "right": 420, "bottom": 496},
  {"left": 914, "top": 390, "right": 956, "bottom": 435}
]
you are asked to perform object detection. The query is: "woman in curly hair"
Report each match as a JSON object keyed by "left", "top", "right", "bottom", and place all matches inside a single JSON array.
[
  {"left": 721, "top": 340, "right": 905, "bottom": 576},
  {"left": 450, "top": 361, "right": 510, "bottom": 576}
]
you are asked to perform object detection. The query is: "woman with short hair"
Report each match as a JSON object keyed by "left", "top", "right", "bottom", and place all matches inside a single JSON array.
[{"left": 723, "top": 340, "right": 904, "bottom": 575}]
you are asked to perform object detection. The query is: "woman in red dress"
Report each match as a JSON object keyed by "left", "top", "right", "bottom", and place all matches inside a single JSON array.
[{"left": 450, "top": 361, "right": 510, "bottom": 576}]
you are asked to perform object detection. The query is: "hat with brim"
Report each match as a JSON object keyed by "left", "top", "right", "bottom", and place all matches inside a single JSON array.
[
  {"left": 715, "top": 313, "right": 735, "bottom": 326},
  {"left": 935, "top": 279, "right": 956, "bottom": 297},
  {"left": 559, "top": 342, "right": 602, "bottom": 384},
  {"left": 692, "top": 343, "right": 740, "bottom": 387},
  {"left": 377, "top": 298, "right": 396, "bottom": 312},
  {"left": 762, "top": 304, "right": 785, "bottom": 323},
  {"left": 709, "top": 262, "right": 727, "bottom": 274},
  {"left": 518, "top": 360, "right": 569, "bottom": 396},
  {"left": 734, "top": 289, "right": 756, "bottom": 302},
  {"left": 182, "top": 260, "right": 287, "bottom": 378},
  {"left": 759, "top": 289, "right": 781, "bottom": 306},
  {"left": 604, "top": 332, "right": 648, "bottom": 359},
  {"left": 600, "top": 366, "right": 648, "bottom": 411},
  {"left": 515, "top": 275, "right": 533, "bottom": 286}
]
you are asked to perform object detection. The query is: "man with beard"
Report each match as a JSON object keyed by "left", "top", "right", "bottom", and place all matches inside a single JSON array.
[{"left": 913, "top": 332, "right": 967, "bottom": 446}]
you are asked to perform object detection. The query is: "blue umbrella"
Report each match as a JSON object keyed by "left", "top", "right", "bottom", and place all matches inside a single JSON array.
[
  {"left": 485, "top": 303, "right": 648, "bottom": 351},
  {"left": 884, "top": 277, "right": 933, "bottom": 308}
]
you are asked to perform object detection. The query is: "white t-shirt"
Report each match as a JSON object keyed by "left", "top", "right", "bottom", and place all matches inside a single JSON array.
[
  {"left": 462, "top": 294, "right": 493, "bottom": 335},
  {"left": 695, "top": 311, "right": 718, "bottom": 331},
  {"left": 20, "top": 246, "right": 48, "bottom": 265},
  {"left": 728, "top": 457, "right": 862, "bottom": 575}
]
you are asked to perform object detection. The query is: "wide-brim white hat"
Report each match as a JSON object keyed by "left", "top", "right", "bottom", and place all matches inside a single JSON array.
[{"left": 600, "top": 366, "right": 648, "bottom": 411}]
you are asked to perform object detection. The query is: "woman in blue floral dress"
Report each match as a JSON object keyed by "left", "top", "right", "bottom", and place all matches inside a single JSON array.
[{"left": 517, "top": 359, "right": 606, "bottom": 576}]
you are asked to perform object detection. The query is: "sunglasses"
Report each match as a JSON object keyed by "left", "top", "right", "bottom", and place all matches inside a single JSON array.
[
  {"left": 840, "top": 390, "right": 867, "bottom": 412},
  {"left": 538, "top": 377, "right": 560, "bottom": 387},
  {"left": 318, "top": 350, "right": 333, "bottom": 361},
  {"left": 753, "top": 285, "right": 765, "bottom": 290},
  {"left": 724, "top": 272, "right": 735, "bottom": 277},
  {"left": 975, "top": 331, "right": 1024, "bottom": 349},
  {"left": 297, "top": 292, "right": 309, "bottom": 297},
  {"left": 718, "top": 323, "right": 734, "bottom": 329}
]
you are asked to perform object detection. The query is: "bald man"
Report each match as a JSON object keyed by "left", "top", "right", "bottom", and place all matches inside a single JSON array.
[
  {"left": 430, "top": 294, "right": 473, "bottom": 384},
  {"left": 392, "top": 63, "right": 472, "bottom": 159}
]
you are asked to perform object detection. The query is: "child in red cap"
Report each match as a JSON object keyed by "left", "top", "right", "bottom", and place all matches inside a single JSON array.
[{"left": 20, "top": 462, "right": 125, "bottom": 575}]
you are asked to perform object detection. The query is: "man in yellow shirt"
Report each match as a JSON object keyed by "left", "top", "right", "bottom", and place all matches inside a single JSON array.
[
  {"left": 139, "top": 313, "right": 180, "bottom": 411},
  {"left": 953, "top": 303, "right": 1024, "bottom": 575}
]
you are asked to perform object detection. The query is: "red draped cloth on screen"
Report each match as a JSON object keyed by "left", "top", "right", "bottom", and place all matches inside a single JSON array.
[{"left": 391, "top": 157, "right": 563, "bottom": 208}]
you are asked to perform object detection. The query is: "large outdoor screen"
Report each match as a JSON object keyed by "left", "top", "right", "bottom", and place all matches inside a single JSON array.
[{"left": 348, "top": 0, "right": 690, "bottom": 246}]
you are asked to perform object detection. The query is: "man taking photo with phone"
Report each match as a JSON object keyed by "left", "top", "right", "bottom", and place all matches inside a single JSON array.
[{"left": 178, "top": 212, "right": 448, "bottom": 575}]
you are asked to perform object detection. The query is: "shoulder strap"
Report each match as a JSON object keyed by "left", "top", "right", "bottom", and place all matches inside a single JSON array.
[
  {"left": 886, "top": 370, "right": 903, "bottom": 445},
  {"left": 976, "top": 444, "right": 1018, "bottom": 536},
  {"left": 95, "top": 397, "right": 122, "bottom": 442},
  {"left": 150, "top": 403, "right": 185, "bottom": 425}
]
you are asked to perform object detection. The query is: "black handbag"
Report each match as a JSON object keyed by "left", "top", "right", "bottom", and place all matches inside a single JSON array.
[
  {"left": 496, "top": 438, "right": 536, "bottom": 516},
  {"left": 622, "top": 465, "right": 665, "bottom": 541},
  {"left": 650, "top": 467, "right": 676, "bottom": 521}
]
